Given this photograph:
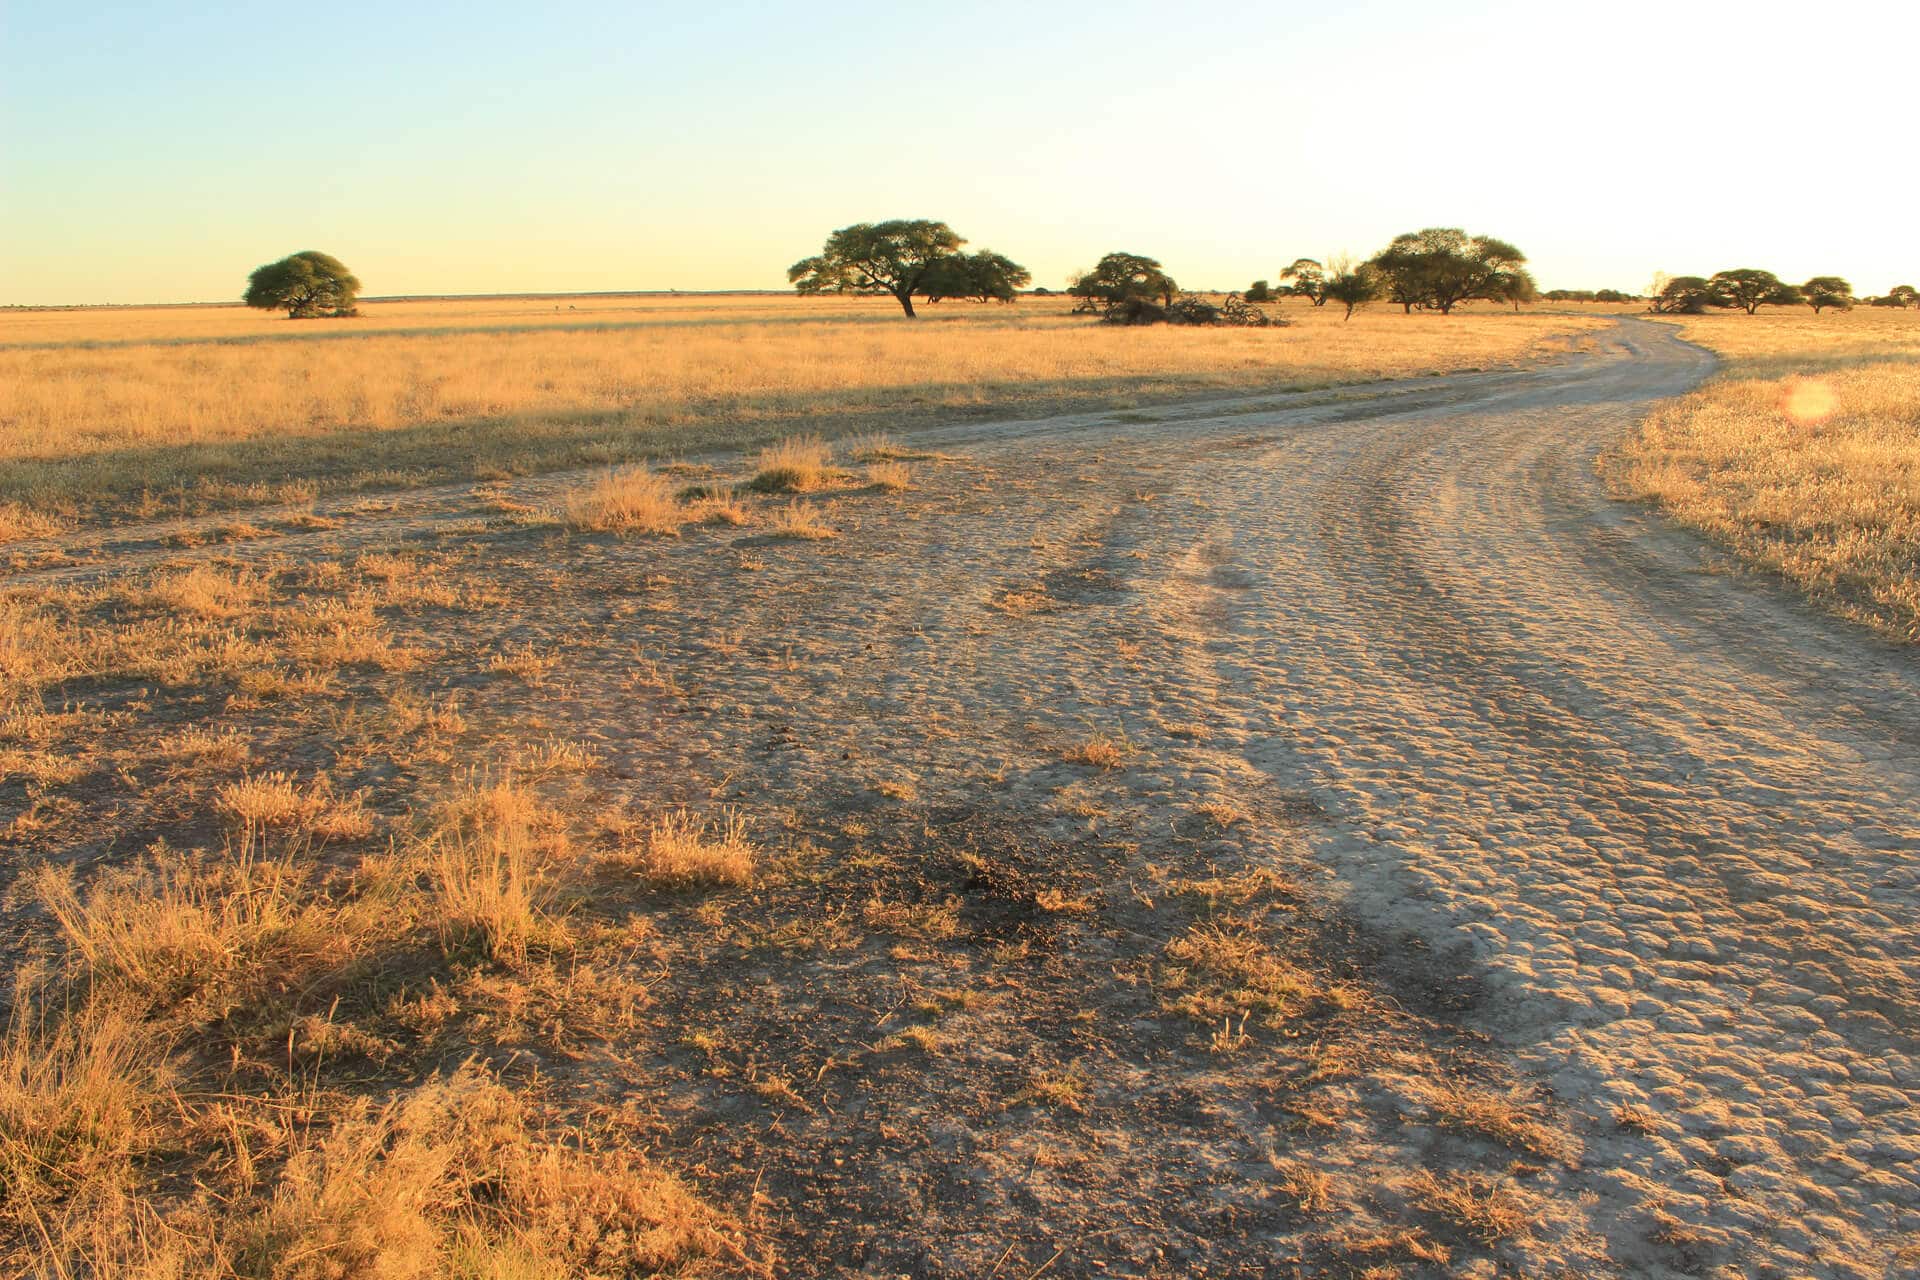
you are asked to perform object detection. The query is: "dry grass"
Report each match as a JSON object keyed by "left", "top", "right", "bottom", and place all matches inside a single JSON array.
[
  {"left": 765, "top": 500, "right": 838, "bottom": 540},
  {"left": 747, "top": 435, "right": 835, "bottom": 493},
  {"left": 28, "top": 840, "right": 375, "bottom": 1018},
  {"left": 1061, "top": 733, "right": 1128, "bottom": 769},
  {"left": 562, "top": 465, "right": 685, "bottom": 535},
  {"left": 1159, "top": 920, "right": 1323, "bottom": 1029},
  {"left": 865, "top": 460, "right": 912, "bottom": 492},
  {"left": 1406, "top": 1169, "right": 1538, "bottom": 1243},
  {"left": 1409, "top": 1079, "right": 1574, "bottom": 1162},
  {"left": 630, "top": 807, "right": 756, "bottom": 887},
  {"left": 0, "top": 294, "right": 1605, "bottom": 526},
  {"left": 1613, "top": 308, "right": 1920, "bottom": 638},
  {"left": 429, "top": 776, "right": 568, "bottom": 966}
]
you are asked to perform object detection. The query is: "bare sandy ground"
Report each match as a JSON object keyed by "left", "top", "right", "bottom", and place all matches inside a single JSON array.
[{"left": 7, "top": 319, "right": 1916, "bottom": 1277}]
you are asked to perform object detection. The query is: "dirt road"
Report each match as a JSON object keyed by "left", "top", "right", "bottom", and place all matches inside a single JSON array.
[{"left": 9, "top": 319, "right": 1916, "bottom": 1276}]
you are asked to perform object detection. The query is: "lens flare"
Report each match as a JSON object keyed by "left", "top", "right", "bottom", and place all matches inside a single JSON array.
[{"left": 1780, "top": 377, "right": 1838, "bottom": 425}]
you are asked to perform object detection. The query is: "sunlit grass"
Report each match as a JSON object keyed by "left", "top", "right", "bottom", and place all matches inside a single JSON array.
[
  {"left": 1612, "top": 308, "right": 1920, "bottom": 639},
  {"left": 0, "top": 293, "right": 1605, "bottom": 525}
]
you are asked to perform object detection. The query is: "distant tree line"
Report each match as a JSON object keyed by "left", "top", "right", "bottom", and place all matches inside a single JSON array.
[{"left": 1645, "top": 270, "right": 1900, "bottom": 316}]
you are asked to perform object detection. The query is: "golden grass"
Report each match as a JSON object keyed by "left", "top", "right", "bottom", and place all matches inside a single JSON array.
[
  {"left": 765, "top": 500, "right": 838, "bottom": 540},
  {"left": 429, "top": 776, "right": 568, "bottom": 966},
  {"left": 746, "top": 435, "right": 835, "bottom": 493},
  {"left": 562, "top": 465, "right": 686, "bottom": 535},
  {"left": 1159, "top": 920, "right": 1323, "bottom": 1029},
  {"left": 631, "top": 807, "right": 755, "bottom": 888},
  {"left": 29, "top": 840, "right": 372, "bottom": 1018},
  {"left": 1613, "top": 309, "right": 1920, "bottom": 638},
  {"left": 865, "top": 460, "right": 912, "bottom": 492},
  {"left": 0, "top": 294, "right": 1605, "bottom": 525}
]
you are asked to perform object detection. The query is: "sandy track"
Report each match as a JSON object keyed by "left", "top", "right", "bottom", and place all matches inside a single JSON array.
[{"left": 11, "top": 319, "right": 1917, "bottom": 1276}]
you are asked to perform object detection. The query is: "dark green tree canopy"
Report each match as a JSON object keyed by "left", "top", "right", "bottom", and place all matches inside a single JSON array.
[
  {"left": 1245, "top": 279, "right": 1274, "bottom": 303},
  {"left": 243, "top": 251, "right": 361, "bottom": 319},
  {"left": 1649, "top": 276, "right": 1723, "bottom": 314},
  {"left": 787, "top": 220, "right": 966, "bottom": 317},
  {"left": 1710, "top": 269, "right": 1800, "bottom": 315},
  {"left": 1802, "top": 276, "right": 1854, "bottom": 313},
  {"left": 920, "top": 250, "right": 1031, "bottom": 303},
  {"left": 1890, "top": 284, "right": 1919, "bottom": 308},
  {"left": 1069, "top": 253, "right": 1179, "bottom": 319},
  {"left": 1281, "top": 259, "right": 1327, "bottom": 305},
  {"left": 1367, "top": 228, "right": 1527, "bottom": 314}
]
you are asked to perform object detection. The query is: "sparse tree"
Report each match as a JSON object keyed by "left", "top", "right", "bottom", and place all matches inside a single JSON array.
[
  {"left": 1070, "top": 252, "right": 1179, "bottom": 319},
  {"left": 1322, "top": 266, "right": 1380, "bottom": 320},
  {"left": 1245, "top": 279, "right": 1274, "bottom": 303},
  {"left": 1710, "top": 269, "right": 1800, "bottom": 315},
  {"left": 1800, "top": 276, "right": 1854, "bottom": 313},
  {"left": 1366, "top": 228, "right": 1528, "bottom": 315},
  {"left": 1494, "top": 267, "right": 1538, "bottom": 312},
  {"left": 1649, "top": 276, "right": 1723, "bottom": 314},
  {"left": 1281, "top": 258, "right": 1327, "bottom": 305},
  {"left": 243, "top": 251, "right": 361, "bottom": 319},
  {"left": 788, "top": 220, "right": 965, "bottom": 318}
]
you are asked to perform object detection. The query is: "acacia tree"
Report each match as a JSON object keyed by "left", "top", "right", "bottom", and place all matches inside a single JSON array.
[
  {"left": 1367, "top": 228, "right": 1528, "bottom": 315},
  {"left": 1710, "top": 269, "right": 1800, "bottom": 315},
  {"left": 921, "top": 251, "right": 1031, "bottom": 303},
  {"left": 243, "top": 251, "right": 361, "bottom": 318},
  {"left": 1070, "top": 253, "right": 1179, "bottom": 318},
  {"left": 1802, "top": 276, "right": 1854, "bottom": 313},
  {"left": 1649, "top": 276, "right": 1723, "bottom": 314},
  {"left": 1245, "top": 279, "right": 1274, "bottom": 302},
  {"left": 1322, "top": 266, "right": 1379, "bottom": 320},
  {"left": 788, "top": 220, "right": 965, "bottom": 318},
  {"left": 1281, "top": 258, "right": 1327, "bottom": 305},
  {"left": 1890, "top": 284, "right": 1919, "bottom": 308}
]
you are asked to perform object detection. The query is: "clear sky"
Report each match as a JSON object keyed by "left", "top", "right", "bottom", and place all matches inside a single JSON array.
[{"left": 3, "top": 0, "right": 1915, "bottom": 305}]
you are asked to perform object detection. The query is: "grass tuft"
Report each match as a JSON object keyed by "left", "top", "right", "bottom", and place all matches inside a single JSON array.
[{"left": 562, "top": 466, "right": 685, "bottom": 535}]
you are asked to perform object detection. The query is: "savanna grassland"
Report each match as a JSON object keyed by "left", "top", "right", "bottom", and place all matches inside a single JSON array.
[
  {"left": 1610, "top": 307, "right": 1920, "bottom": 639},
  {"left": 0, "top": 293, "right": 1608, "bottom": 535},
  {"left": 0, "top": 297, "right": 1637, "bottom": 1278}
]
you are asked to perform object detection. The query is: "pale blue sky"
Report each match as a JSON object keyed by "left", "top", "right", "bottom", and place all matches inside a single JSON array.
[{"left": 3, "top": 0, "right": 1915, "bottom": 304}]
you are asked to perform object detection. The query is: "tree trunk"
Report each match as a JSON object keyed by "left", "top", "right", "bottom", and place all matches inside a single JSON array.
[{"left": 896, "top": 290, "right": 917, "bottom": 318}]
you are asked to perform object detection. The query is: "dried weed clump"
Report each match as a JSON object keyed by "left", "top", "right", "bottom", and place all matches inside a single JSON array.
[
  {"left": 428, "top": 775, "right": 570, "bottom": 966},
  {"left": 562, "top": 465, "right": 685, "bottom": 535},
  {"left": 766, "top": 500, "right": 838, "bottom": 540},
  {"left": 747, "top": 435, "right": 835, "bottom": 493},
  {"left": 629, "top": 807, "right": 756, "bottom": 887}
]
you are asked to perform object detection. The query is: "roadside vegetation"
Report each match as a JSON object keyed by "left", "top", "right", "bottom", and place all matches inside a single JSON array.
[{"left": 1610, "top": 307, "right": 1920, "bottom": 640}]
